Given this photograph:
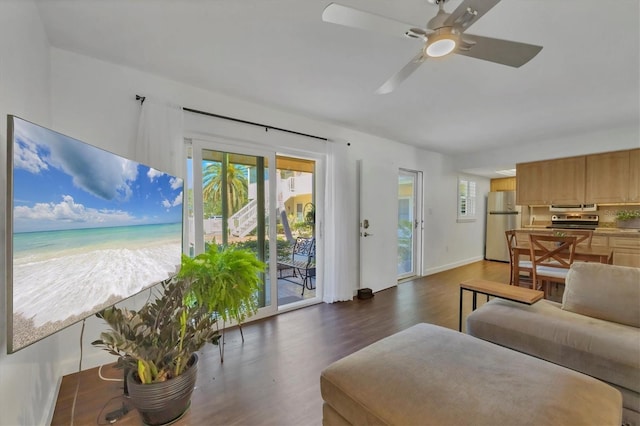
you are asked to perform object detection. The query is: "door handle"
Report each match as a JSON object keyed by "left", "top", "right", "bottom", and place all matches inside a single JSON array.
[{"left": 363, "top": 232, "right": 373, "bottom": 237}]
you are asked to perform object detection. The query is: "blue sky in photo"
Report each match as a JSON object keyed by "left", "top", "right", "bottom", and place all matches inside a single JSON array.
[{"left": 11, "top": 116, "right": 184, "bottom": 233}]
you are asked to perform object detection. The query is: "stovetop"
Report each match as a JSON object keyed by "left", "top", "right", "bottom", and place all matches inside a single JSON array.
[
  {"left": 549, "top": 214, "right": 599, "bottom": 230},
  {"left": 546, "top": 224, "right": 598, "bottom": 230}
]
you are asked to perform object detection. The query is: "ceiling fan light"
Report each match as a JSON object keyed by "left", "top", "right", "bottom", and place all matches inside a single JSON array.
[
  {"left": 426, "top": 38, "right": 456, "bottom": 57},
  {"left": 425, "top": 28, "right": 459, "bottom": 58}
]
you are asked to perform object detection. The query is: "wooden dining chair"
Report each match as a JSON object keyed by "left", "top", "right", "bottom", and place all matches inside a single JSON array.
[
  {"left": 548, "top": 229, "right": 593, "bottom": 292},
  {"left": 563, "top": 229, "right": 593, "bottom": 248},
  {"left": 529, "top": 234, "right": 578, "bottom": 298},
  {"left": 505, "top": 230, "right": 533, "bottom": 286}
]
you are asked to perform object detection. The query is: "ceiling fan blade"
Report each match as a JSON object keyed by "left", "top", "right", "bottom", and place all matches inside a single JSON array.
[
  {"left": 375, "top": 51, "right": 427, "bottom": 95},
  {"left": 322, "top": 3, "right": 415, "bottom": 39},
  {"left": 456, "top": 34, "right": 542, "bottom": 68},
  {"left": 443, "top": 0, "right": 501, "bottom": 31}
]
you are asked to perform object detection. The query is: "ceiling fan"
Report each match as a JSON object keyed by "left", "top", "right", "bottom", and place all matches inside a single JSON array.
[{"left": 322, "top": 0, "right": 543, "bottom": 94}]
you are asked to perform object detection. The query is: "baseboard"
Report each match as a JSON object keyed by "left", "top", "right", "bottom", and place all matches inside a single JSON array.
[{"left": 423, "top": 256, "right": 484, "bottom": 276}]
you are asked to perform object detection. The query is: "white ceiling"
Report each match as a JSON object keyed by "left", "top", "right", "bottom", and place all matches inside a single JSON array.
[{"left": 35, "top": 0, "right": 639, "bottom": 158}]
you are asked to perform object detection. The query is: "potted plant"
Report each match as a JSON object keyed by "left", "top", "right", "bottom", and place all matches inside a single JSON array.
[
  {"left": 180, "top": 244, "right": 265, "bottom": 361},
  {"left": 616, "top": 210, "right": 640, "bottom": 229},
  {"left": 92, "top": 278, "right": 218, "bottom": 425},
  {"left": 92, "top": 244, "right": 265, "bottom": 425}
]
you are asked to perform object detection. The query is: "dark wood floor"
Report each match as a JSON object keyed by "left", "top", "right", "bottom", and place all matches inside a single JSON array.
[{"left": 53, "top": 260, "right": 514, "bottom": 426}]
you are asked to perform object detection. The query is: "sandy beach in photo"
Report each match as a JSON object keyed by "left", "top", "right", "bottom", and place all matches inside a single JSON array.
[{"left": 10, "top": 224, "right": 182, "bottom": 348}]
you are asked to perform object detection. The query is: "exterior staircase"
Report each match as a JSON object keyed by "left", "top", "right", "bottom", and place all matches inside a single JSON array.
[
  {"left": 230, "top": 173, "right": 310, "bottom": 238},
  {"left": 229, "top": 196, "right": 269, "bottom": 237}
]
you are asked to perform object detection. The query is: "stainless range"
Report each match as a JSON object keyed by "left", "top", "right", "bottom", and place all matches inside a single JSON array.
[{"left": 547, "top": 214, "right": 599, "bottom": 230}]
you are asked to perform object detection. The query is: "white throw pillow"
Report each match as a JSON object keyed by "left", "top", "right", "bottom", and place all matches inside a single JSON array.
[{"left": 562, "top": 262, "right": 640, "bottom": 328}]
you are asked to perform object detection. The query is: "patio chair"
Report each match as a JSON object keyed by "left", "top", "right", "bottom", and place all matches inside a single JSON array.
[{"left": 277, "top": 237, "right": 316, "bottom": 296}]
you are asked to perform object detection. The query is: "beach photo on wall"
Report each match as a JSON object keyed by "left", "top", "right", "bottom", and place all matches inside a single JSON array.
[{"left": 7, "top": 116, "right": 184, "bottom": 352}]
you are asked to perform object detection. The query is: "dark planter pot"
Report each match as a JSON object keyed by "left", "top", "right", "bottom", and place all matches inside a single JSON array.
[{"left": 127, "top": 353, "right": 198, "bottom": 426}]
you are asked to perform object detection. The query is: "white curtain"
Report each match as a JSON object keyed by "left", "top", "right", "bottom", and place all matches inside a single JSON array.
[
  {"left": 135, "top": 99, "right": 185, "bottom": 178},
  {"left": 323, "top": 141, "right": 356, "bottom": 303}
]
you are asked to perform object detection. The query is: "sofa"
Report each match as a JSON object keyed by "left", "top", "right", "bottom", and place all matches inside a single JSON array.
[{"left": 467, "top": 262, "right": 640, "bottom": 426}]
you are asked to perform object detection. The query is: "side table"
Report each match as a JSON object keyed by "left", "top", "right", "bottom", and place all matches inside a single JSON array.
[{"left": 459, "top": 279, "right": 544, "bottom": 331}]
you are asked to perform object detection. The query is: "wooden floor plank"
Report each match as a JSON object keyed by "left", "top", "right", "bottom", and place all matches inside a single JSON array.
[{"left": 52, "top": 260, "right": 514, "bottom": 426}]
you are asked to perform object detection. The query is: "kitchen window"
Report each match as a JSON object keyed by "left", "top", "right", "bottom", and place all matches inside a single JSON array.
[{"left": 457, "top": 177, "right": 476, "bottom": 222}]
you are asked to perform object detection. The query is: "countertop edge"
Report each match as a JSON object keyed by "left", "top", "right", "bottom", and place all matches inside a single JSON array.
[{"left": 519, "top": 227, "right": 640, "bottom": 237}]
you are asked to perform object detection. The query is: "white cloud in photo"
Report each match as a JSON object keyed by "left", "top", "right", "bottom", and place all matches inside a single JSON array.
[
  {"left": 48, "top": 141, "right": 138, "bottom": 201},
  {"left": 14, "top": 195, "right": 134, "bottom": 228},
  {"left": 147, "top": 168, "right": 165, "bottom": 182},
  {"left": 162, "top": 191, "right": 183, "bottom": 209},
  {"left": 13, "top": 137, "right": 49, "bottom": 173},
  {"left": 170, "top": 177, "right": 183, "bottom": 190},
  {"left": 13, "top": 118, "right": 139, "bottom": 201}
]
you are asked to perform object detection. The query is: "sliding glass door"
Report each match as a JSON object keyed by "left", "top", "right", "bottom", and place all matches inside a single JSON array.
[
  {"left": 187, "top": 140, "right": 321, "bottom": 318},
  {"left": 398, "top": 169, "right": 423, "bottom": 280},
  {"left": 275, "top": 156, "right": 316, "bottom": 306},
  {"left": 188, "top": 146, "right": 272, "bottom": 308}
]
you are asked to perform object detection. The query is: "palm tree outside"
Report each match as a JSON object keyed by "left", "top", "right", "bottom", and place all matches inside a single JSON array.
[{"left": 202, "top": 159, "right": 249, "bottom": 217}]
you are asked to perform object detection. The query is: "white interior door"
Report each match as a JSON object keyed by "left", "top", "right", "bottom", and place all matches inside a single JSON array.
[{"left": 359, "top": 159, "right": 398, "bottom": 293}]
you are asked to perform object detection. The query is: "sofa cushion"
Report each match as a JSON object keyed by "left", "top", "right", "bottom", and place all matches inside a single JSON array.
[
  {"left": 562, "top": 262, "right": 640, "bottom": 328},
  {"left": 467, "top": 298, "right": 640, "bottom": 394}
]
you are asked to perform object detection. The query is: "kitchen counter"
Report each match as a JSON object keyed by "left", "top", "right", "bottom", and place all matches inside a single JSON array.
[
  {"left": 594, "top": 228, "right": 640, "bottom": 235},
  {"left": 520, "top": 226, "right": 640, "bottom": 237}
]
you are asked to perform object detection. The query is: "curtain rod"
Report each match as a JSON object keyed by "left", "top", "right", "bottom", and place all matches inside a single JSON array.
[{"left": 135, "top": 95, "right": 328, "bottom": 142}]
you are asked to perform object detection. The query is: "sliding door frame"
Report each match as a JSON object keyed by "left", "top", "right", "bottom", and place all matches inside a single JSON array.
[
  {"left": 191, "top": 139, "right": 279, "bottom": 318},
  {"left": 189, "top": 136, "right": 326, "bottom": 321},
  {"left": 398, "top": 168, "right": 423, "bottom": 281}
]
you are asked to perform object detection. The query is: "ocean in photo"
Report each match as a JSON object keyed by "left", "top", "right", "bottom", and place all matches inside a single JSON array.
[{"left": 12, "top": 223, "right": 182, "bottom": 327}]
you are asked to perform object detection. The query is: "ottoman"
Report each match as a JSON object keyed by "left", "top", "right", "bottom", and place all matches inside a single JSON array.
[{"left": 320, "top": 323, "right": 622, "bottom": 425}]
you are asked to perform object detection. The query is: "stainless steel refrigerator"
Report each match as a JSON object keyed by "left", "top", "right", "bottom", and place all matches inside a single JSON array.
[{"left": 485, "top": 191, "right": 521, "bottom": 262}]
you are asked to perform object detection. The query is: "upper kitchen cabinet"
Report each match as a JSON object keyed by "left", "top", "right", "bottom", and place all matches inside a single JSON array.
[
  {"left": 547, "top": 156, "right": 586, "bottom": 205},
  {"left": 490, "top": 177, "right": 516, "bottom": 192},
  {"left": 585, "top": 150, "right": 639, "bottom": 203},
  {"left": 516, "top": 161, "right": 549, "bottom": 205},
  {"left": 516, "top": 156, "right": 585, "bottom": 205}
]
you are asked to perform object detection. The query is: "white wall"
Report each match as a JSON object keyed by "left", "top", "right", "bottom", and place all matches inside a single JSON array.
[
  {"left": 418, "top": 154, "right": 490, "bottom": 273},
  {"left": 0, "top": 40, "right": 490, "bottom": 424},
  {"left": 0, "top": 2, "right": 58, "bottom": 426},
  {"left": 454, "top": 124, "right": 640, "bottom": 174}
]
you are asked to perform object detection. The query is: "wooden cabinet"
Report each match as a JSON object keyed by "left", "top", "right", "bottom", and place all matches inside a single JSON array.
[
  {"left": 629, "top": 149, "right": 640, "bottom": 203},
  {"left": 547, "top": 156, "right": 585, "bottom": 205},
  {"left": 516, "top": 156, "right": 584, "bottom": 205},
  {"left": 517, "top": 149, "right": 640, "bottom": 205},
  {"left": 585, "top": 150, "right": 631, "bottom": 203},
  {"left": 516, "top": 161, "right": 550, "bottom": 205},
  {"left": 610, "top": 236, "right": 640, "bottom": 268},
  {"left": 490, "top": 177, "right": 516, "bottom": 192},
  {"left": 590, "top": 235, "right": 608, "bottom": 248}
]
